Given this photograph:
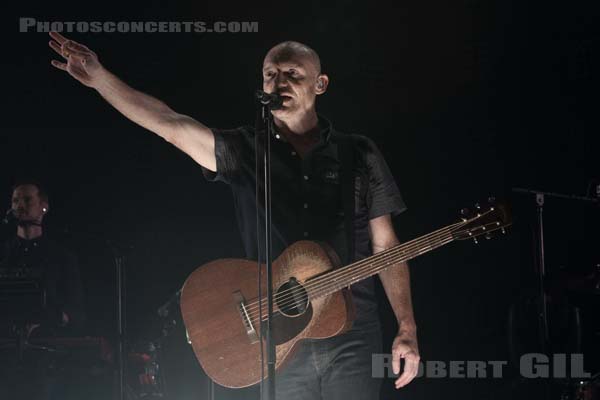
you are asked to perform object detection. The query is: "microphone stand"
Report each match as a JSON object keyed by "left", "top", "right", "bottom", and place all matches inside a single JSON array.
[
  {"left": 106, "top": 240, "right": 127, "bottom": 400},
  {"left": 512, "top": 187, "right": 598, "bottom": 400},
  {"left": 255, "top": 90, "right": 281, "bottom": 400}
]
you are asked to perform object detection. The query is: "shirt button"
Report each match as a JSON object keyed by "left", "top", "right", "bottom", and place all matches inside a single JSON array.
[
  {"left": 303, "top": 232, "right": 309, "bottom": 237},
  {"left": 303, "top": 175, "right": 309, "bottom": 180},
  {"left": 303, "top": 203, "right": 308, "bottom": 209}
]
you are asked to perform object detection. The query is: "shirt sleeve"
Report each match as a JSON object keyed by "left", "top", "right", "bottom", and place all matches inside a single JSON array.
[
  {"left": 201, "top": 127, "right": 247, "bottom": 184},
  {"left": 358, "top": 136, "right": 407, "bottom": 220}
]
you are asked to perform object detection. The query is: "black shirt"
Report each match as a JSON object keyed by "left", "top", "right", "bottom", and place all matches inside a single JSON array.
[
  {"left": 203, "top": 116, "right": 406, "bottom": 327},
  {"left": 0, "top": 235, "right": 84, "bottom": 331}
]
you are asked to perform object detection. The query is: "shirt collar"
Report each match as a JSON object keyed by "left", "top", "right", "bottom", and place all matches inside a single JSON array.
[
  {"left": 271, "top": 114, "right": 333, "bottom": 144},
  {"left": 318, "top": 115, "right": 333, "bottom": 144},
  {"left": 15, "top": 235, "right": 44, "bottom": 248}
]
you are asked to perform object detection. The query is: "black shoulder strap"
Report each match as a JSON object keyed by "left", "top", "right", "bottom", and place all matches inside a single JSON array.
[{"left": 339, "top": 134, "right": 355, "bottom": 265}]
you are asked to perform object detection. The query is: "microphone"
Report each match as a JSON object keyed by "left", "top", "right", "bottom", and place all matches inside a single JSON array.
[
  {"left": 2, "top": 209, "right": 15, "bottom": 224},
  {"left": 2, "top": 210, "right": 42, "bottom": 226},
  {"left": 255, "top": 90, "right": 284, "bottom": 110}
]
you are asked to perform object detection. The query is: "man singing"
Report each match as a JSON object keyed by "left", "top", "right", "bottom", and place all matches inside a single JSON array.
[{"left": 49, "top": 31, "right": 419, "bottom": 399}]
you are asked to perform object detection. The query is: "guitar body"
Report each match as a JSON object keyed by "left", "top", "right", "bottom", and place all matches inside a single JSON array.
[
  {"left": 180, "top": 241, "right": 354, "bottom": 388},
  {"left": 179, "top": 200, "right": 511, "bottom": 389}
]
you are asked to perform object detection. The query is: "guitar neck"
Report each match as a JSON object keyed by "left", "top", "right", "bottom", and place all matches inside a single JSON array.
[{"left": 305, "top": 222, "right": 462, "bottom": 300}]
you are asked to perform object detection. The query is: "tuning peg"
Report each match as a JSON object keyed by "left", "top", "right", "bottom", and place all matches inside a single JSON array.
[
  {"left": 473, "top": 237, "right": 479, "bottom": 244},
  {"left": 501, "top": 228, "right": 506, "bottom": 234},
  {"left": 487, "top": 196, "right": 496, "bottom": 204},
  {"left": 475, "top": 203, "right": 481, "bottom": 210},
  {"left": 485, "top": 233, "right": 493, "bottom": 240}
]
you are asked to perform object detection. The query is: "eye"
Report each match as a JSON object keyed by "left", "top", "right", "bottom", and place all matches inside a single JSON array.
[{"left": 264, "top": 71, "right": 275, "bottom": 79}]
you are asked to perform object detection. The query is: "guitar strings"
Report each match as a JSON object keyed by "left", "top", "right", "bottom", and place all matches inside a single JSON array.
[
  {"left": 277, "top": 209, "right": 501, "bottom": 312},
  {"left": 243, "top": 220, "right": 466, "bottom": 320},
  {"left": 247, "top": 226, "right": 457, "bottom": 321},
  {"left": 253, "top": 233, "right": 456, "bottom": 321},
  {"left": 257, "top": 220, "right": 505, "bottom": 320},
  {"left": 244, "top": 221, "right": 461, "bottom": 319},
  {"left": 245, "top": 214, "right": 502, "bottom": 321}
]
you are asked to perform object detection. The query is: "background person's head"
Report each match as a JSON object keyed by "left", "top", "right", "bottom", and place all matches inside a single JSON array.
[{"left": 11, "top": 181, "right": 49, "bottom": 225}]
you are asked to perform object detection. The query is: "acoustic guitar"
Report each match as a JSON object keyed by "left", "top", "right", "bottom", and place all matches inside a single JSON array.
[{"left": 180, "top": 200, "right": 511, "bottom": 388}]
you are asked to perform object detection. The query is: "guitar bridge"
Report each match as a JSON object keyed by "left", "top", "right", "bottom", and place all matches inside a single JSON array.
[{"left": 233, "top": 291, "right": 259, "bottom": 344}]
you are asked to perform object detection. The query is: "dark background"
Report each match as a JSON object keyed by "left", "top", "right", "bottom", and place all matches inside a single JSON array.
[{"left": 1, "top": 1, "right": 597, "bottom": 399}]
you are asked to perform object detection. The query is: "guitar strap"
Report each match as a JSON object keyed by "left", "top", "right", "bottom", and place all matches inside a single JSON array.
[{"left": 338, "top": 133, "right": 355, "bottom": 265}]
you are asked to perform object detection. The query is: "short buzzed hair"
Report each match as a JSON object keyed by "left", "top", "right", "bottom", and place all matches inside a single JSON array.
[
  {"left": 265, "top": 41, "right": 322, "bottom": 74},
  {"left": 12, "top": 180, "right": 49, "bottom": 203}
]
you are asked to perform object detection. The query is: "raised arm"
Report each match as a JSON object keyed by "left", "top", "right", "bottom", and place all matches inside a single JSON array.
[{"left": 48, "top": 31, "right": 216, "bottom": 171}]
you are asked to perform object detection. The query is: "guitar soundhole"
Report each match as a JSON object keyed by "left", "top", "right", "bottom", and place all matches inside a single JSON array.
[{"left": 276, "top": 278, "right": 309, "bottom": 317}]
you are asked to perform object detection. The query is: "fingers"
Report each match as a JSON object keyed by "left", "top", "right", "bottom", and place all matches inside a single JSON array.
[
  {"left": 49, "top": 39, "right": 78, "bottom": 59},
  {"left": 394, "top": 351, "right": 420, "bottom": 389},
  {"left": 49, "top": 32, "right": 92, "bottom": 60},
  {"left": 61, "top": 43, "right": 89, "bottom": 59},
  {"left": 50, "top": 60, "right": 68, "bottom": 71},
  {"left": 66, "top": 41, "right": 91, "bottom": 52},
  {"left": 49, "top": 31, "right": 68, "bottom": 44},
  {"left": 392, "top": 348, "right": 401, "bottom": 375},
  {"left": 49, "top": 40, "right": 67, "bottom": 59},
  {"left": 49, "top": 39, "right": 92, "bottom": 69}
]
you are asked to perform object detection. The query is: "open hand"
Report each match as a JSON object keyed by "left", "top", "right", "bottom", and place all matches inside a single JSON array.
[{"left": 49, "top": 31, "right": 104, "bottom": 88}]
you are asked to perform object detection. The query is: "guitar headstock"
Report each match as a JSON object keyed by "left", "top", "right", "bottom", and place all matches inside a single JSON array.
[{"left": 452, "top": 197, "right": 512, "bottom": 243}]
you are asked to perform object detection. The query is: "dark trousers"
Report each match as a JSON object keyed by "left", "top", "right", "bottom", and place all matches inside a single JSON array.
[{"left": 275, "top": 325, "right": 383, "bottom": 400}]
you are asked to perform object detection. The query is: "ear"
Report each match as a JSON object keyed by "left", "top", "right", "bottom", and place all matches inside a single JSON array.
[{"left": 315, "top": 74, "right": 329, "bottom": 95}]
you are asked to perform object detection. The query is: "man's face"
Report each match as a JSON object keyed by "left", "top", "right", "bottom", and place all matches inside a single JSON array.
[
  {"left": 262, "top": 50, "right": 322, "bottom": 119},
  {"left": 11, "top": 184, "right": 47, "bottom": 223}
]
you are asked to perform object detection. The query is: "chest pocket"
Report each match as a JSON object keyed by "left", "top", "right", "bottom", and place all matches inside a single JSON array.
[
  {"left": 308, "top": 161, "right": 342, "bottom": 214},
  {"left": 313, "top": 154, "right": 342, "bottom": 185},
  {"left": 321, "top": 169, "right": 340, "bottom": 184}
]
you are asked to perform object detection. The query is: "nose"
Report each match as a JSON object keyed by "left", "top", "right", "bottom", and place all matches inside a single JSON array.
[
  {"left": 274, "top": 72, "right": 289, "bottom": 89},
  {"left": 13, "top": 199, "right": 25, "bottom": 211}
]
